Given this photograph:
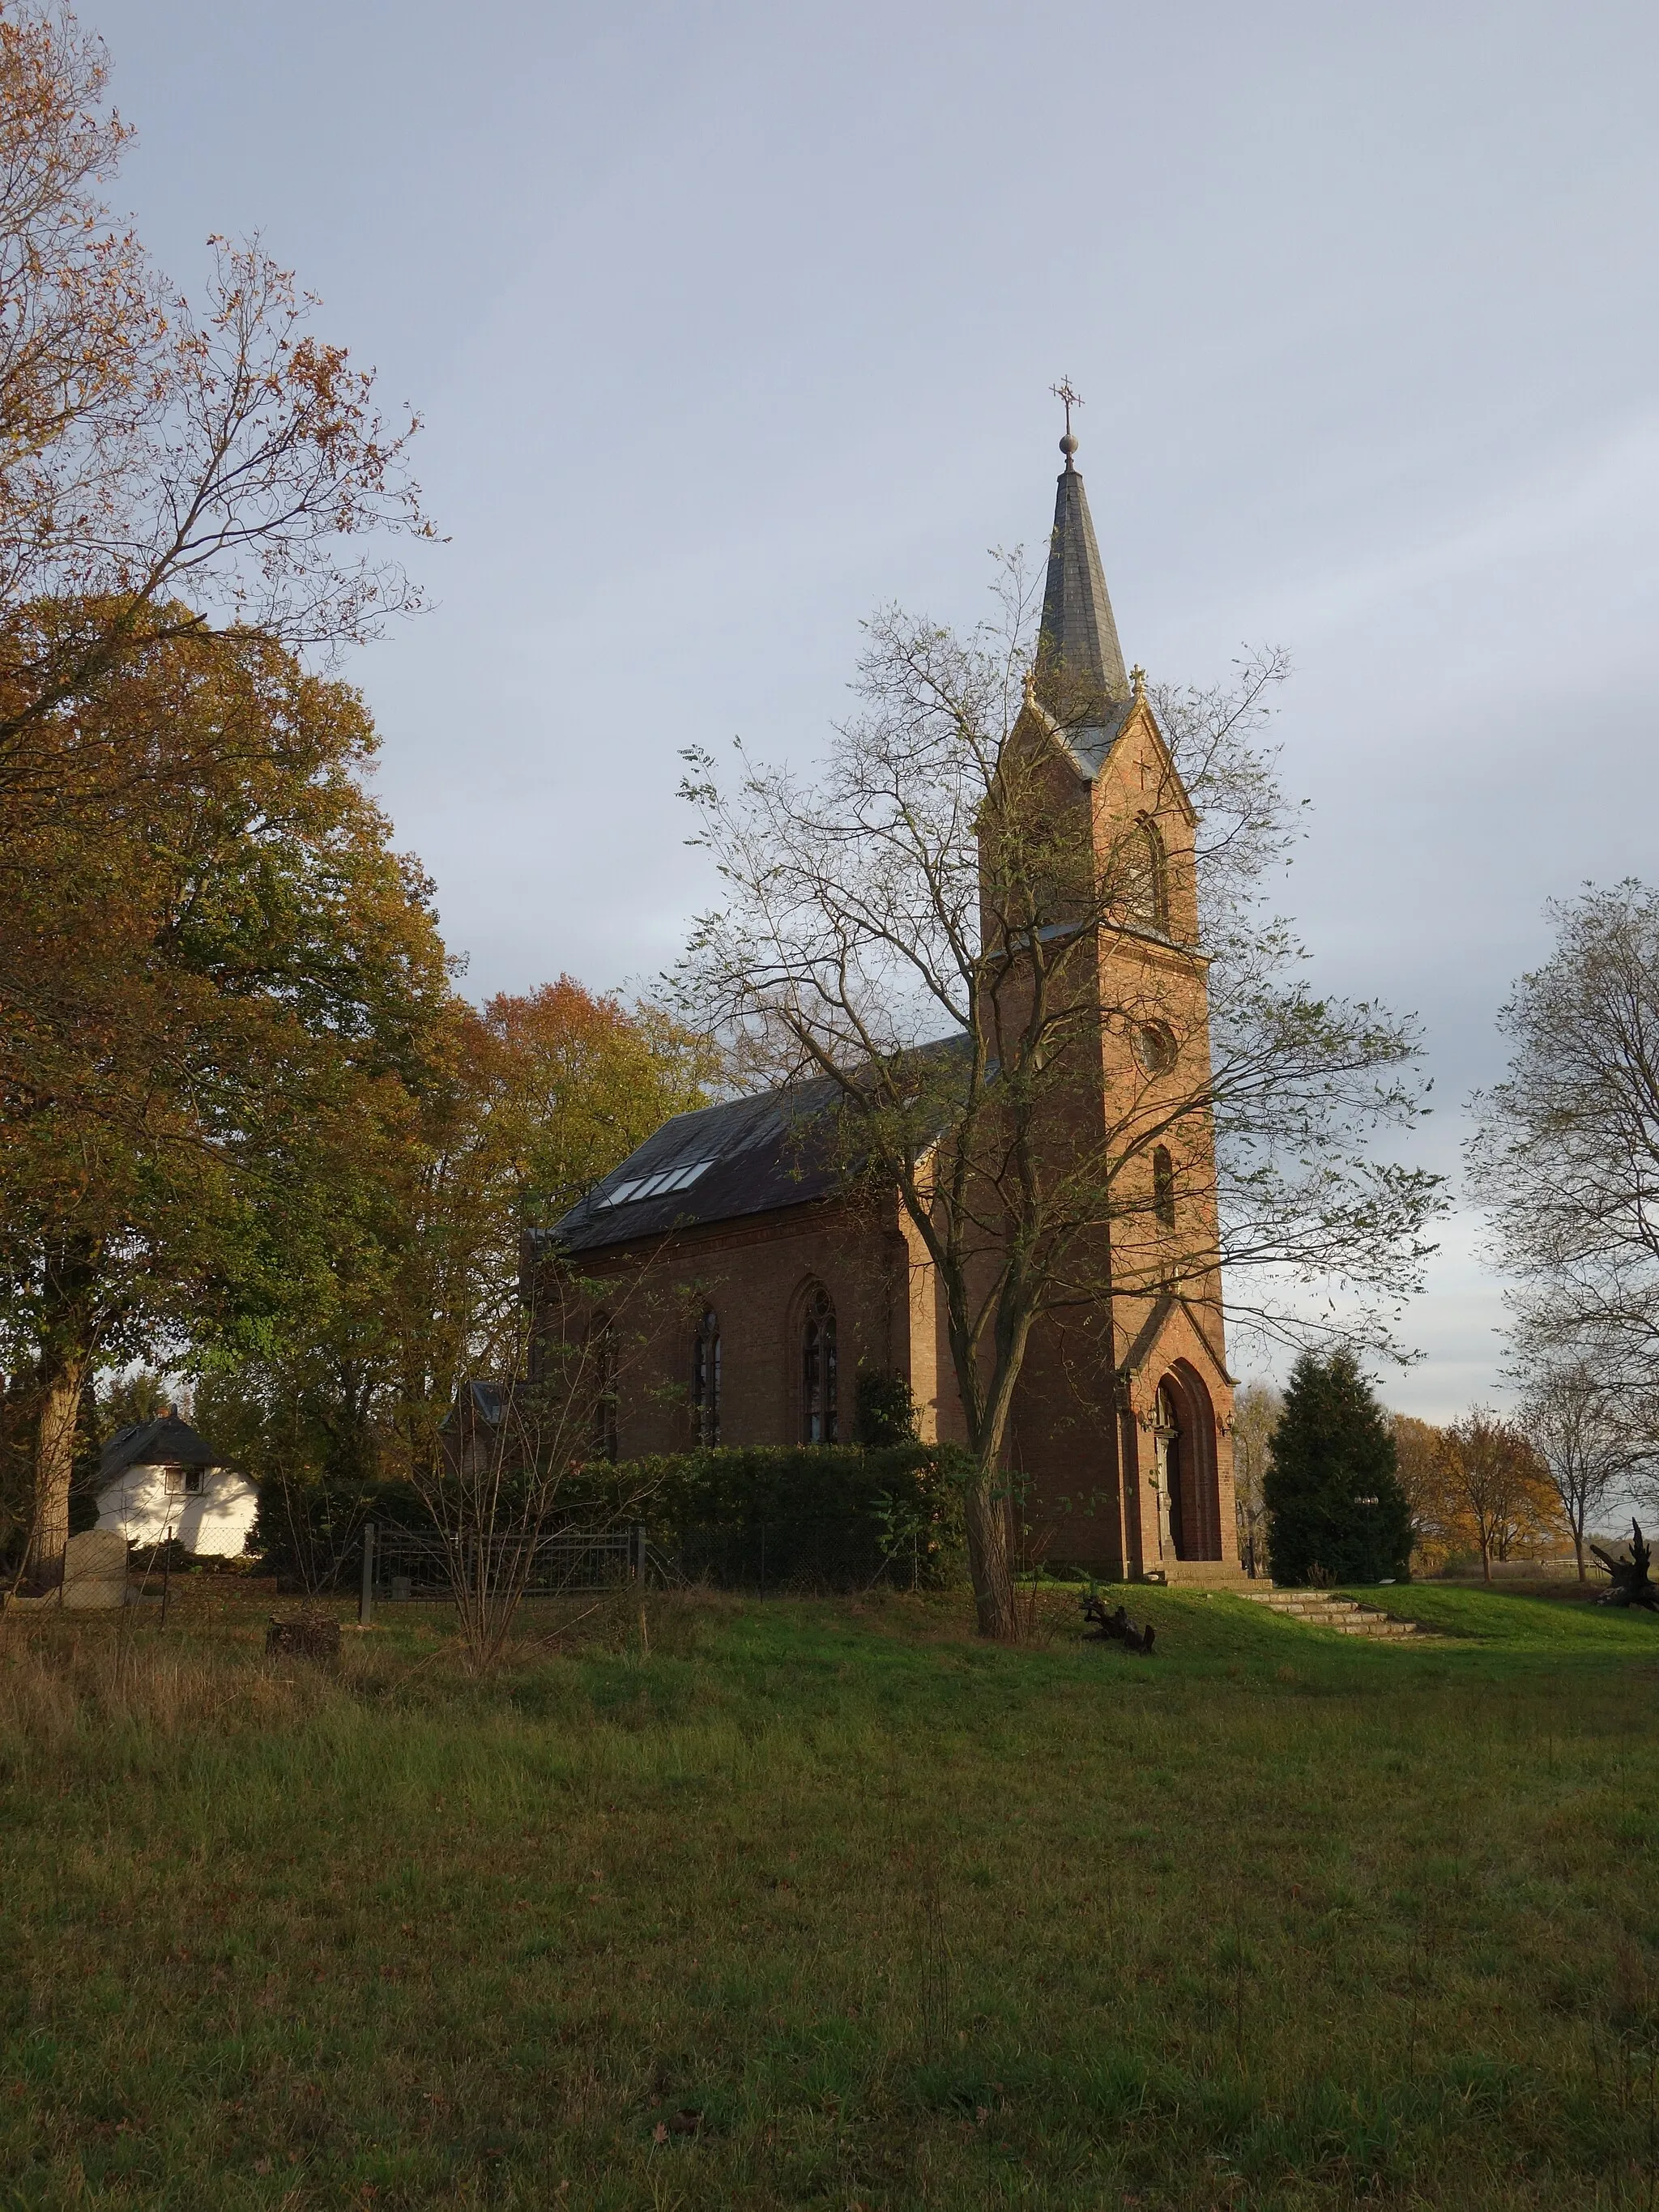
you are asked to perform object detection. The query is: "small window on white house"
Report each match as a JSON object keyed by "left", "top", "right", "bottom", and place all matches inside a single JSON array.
[
  {"left": 185, "top": 1467, "right": 206, "bottom": 1496},
  {"left": 164, "top": 1466, "right": 186, "bottom": 1498}
]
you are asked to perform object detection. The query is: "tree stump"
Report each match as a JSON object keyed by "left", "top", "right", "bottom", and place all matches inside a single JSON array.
[
  {"left": 1081, "top": 1592, "right": 1158, "bottom": 1654},
  {"left": 266, "top": 1613, "right": 343, "bottom": 1661},
  {"left": 1591, "top": 1521, "right": 1658, "bottom": 1611}
]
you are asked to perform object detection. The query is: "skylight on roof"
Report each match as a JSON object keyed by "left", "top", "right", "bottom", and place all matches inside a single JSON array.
[{"left": 596, "top": 1160, "right": 711, "bottom": 1208}]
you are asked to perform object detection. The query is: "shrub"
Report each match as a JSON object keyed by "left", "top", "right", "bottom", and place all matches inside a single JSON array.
[
  {"left": 252, "top": 1475, "right": 429, "bottom": 1591},
  {"left": 852, "top": 1368, "right": 918, "bottom": 1447},
  {"left": 579, "top": 1443, "right": 966, "bottom": 1590},
  {"left": 254, "top": 1444, "right": 968, "bottom": 1595}
]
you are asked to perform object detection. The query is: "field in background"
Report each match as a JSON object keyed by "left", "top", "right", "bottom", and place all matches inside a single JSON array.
[{"left": 2, "top": 1583, "right": 1657, "bottom": 2210}]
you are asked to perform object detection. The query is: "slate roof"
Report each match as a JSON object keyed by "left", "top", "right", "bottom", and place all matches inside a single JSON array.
[
  {"left": 548, "top": 1074, "right": 848, "bottom": 1255},
  {"left": 548, "top": 1038, "right": 974, "bottom": 1258},
  {"left": 1055, "top": 695, "right": 1137, "bottom": 781},
  {"left": 1035, "top": 457, "right": 1135, "bottom": 782},
  {"left": 454, "top": 1380, "right": 504, "bottom": 1426},
  {"left": 100, "top": 1416, "right": 225, "bottom": 1481}
]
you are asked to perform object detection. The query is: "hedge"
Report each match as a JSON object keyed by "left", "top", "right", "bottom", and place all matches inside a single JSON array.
[
  {"left": 256, "top": 1443, "right": 967, "bottom": 1593},
  {"left": 577, "top": 1443, "right": 967, "bottom": 1591}
]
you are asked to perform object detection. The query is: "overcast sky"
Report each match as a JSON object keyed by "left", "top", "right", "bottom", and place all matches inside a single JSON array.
[{"left": 92, "top": 0, "right": 1657, "bottom": 1417}]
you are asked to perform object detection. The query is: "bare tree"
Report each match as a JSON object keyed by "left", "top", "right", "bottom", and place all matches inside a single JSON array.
[
  {"left": 0, "top": 2, "right": 432, "bottom": 802},
  {"left": 1468, "top": 883, "right": 1659, "bottom": 1421},
  {"left": 1517, "top": 1362, "right": 1651, "bottom": 1581},
  {"left": 675, "top": 566, "right": 1441, "bottom": 1638},
  {"left": 404, "top": 1270, "right": 657, "bottom": 1676}
]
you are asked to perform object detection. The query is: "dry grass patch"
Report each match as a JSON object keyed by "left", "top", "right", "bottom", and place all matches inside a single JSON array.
[{"left": 0, "top": 1587, "right": 1656, "bottom": 2208}]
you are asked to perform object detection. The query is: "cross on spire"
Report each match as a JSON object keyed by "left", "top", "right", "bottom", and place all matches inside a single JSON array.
[{"left": 1051, "top": 377, "right": 1084, "bottom": 462}]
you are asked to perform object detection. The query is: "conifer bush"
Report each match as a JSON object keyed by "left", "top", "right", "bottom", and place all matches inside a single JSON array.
[{"left": 1263, "top": 1349, "right": 1414, "bottom": 1585}]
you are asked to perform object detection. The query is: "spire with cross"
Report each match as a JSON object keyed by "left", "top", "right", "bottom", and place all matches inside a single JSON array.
[{"left": 1037, "top": 378, "right": 1128, "bottom": 710}]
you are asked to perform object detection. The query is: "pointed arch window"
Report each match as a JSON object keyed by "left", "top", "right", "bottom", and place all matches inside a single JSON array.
[
  {"left": 1133, "top": 816, "right": 1170, "bottom": 933},
  {"left": 692, "top": 1308, "right": 721, "bottom": 1447},
  {"left": 590, "top": 1314, "right": 618, "bottom": 1463},
  {"left": 801, "top": 1286, "right": 838, "bottom": 1444},
  {"left": 1153, "top": 1146, "right": 1176, "bottom": 1229}
]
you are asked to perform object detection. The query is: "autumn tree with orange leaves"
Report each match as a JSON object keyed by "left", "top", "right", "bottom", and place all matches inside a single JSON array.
[
  {"left": 0, "top": 2, "right": 430, "bottom": 795},
  {"left": 1436, "top": 1409, "right": 1563, "bottom": 1582},
  {"left": 375, "top": 981, "right": 714, "bottom": 1489},
  {"left": 1390, "top": 1409, "right": 1567, "bottom": 1579},
  {"left": 0, "top": 0, "right": 445, "bottom": 1584},
  {"left": 0, "top": 630, "right": 453, "bottom": 1584}
]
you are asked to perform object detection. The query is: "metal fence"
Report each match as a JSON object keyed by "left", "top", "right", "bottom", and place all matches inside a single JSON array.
[
  {"left": 657, "top": 1518, "right": 922, "bottom": 1594},
  {"left": 356, "top": 1515, "right": 925, "bottom": 1622},
  {"left": 360, "top": 1522, "right": 646, "bottom": 1613}
]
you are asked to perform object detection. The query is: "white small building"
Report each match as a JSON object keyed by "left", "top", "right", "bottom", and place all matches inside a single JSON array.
[{"left": 96, "top": 1414, "right": 259, "bottom": 1558}]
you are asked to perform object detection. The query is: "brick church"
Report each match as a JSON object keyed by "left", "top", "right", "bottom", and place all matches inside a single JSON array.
[{"left": 544, "top": 435, "right": 1243, "bottom": 1586}]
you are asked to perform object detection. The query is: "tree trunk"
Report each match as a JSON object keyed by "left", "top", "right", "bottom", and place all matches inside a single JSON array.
[
  {"left": 963, "top": 1470, "right": 1017, "bottom": 1640},
  {"left": 1479, "top": 1533, "right": 1491, "bottom": 1583},
  {"left": 25, "top": 1355, "right": 87, "bottom": 1590},
  {"left": 1574, "top": 1532, "right": 1586, "bottom": 1583}
]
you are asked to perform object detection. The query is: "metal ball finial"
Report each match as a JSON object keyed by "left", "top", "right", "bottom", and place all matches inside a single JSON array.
[{"left": 1059, "top": 433, "right": 1078, "bottom": 458}]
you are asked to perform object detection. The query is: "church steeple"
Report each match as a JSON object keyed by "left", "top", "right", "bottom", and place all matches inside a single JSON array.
[{"left": 1036, "top": 425, "right": 1130, "bottom": 714}]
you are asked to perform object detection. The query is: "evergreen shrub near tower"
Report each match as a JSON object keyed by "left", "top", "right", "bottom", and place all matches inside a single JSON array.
[
  {"left": 1263, "top": 1349, "right": 1414, "bottom": 1585},
  {"left": 852, "top": 1367, "right": 918, "bottom": 1447}
]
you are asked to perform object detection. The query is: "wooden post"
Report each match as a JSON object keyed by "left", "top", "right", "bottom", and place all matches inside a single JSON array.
[{"left": 359, "top": 1522, "right": 376, "bottom": 1628}]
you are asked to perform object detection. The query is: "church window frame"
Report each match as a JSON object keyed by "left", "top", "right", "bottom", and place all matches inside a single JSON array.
[
  {"left": 590, "top": 1312, "right": 619, "bottom": 1464},
  {"left": 1131, "top": 813, "right": 1171, "bottom": 935},
  {"left": 692, "top": 1307, "right": 721, "bottom": 1447},
  {"left": 1133, "top": 1021, "right": 1178, "bottom": 1077},
  {"left": 801, "top": 1285, "right": 838, "bottom": 1445}
]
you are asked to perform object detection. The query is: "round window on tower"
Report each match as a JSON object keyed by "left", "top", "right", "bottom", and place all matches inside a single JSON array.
[{"left": 1133, "top": 1021, "right": 1178, "bottom": 1076}]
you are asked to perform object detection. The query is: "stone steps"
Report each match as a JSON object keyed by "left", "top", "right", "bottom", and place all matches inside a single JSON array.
[{"left": 1243, "top": 1588, "right": 1432, "bottom": 1641}]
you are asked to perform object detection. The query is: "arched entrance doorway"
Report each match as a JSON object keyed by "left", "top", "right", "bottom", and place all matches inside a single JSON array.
[{"left": 1150, "top": 1365, "right": 1223, "bottom": 1562}]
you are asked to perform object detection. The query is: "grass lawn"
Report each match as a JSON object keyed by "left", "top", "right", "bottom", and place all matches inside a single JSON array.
[{"left": 2, "top": 1582, "right": 1658, "bottom": 2210}]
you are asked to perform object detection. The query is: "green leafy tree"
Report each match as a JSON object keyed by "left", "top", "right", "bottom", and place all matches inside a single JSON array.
[
  {"left": 1263, "top": 1349, "right": 1413, "bottom": 1585},
  {"left": 191, "top": 980, "right": 710, "bottom": 1623}
]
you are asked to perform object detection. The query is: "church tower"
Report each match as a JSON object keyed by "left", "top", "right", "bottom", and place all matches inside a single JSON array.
[{"left": 993, "top": 420, "right": 1240, "bottom": 1583}]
